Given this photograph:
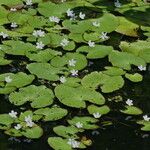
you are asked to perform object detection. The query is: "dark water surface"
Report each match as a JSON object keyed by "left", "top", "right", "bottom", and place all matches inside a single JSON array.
[{"left": 0, "top": 67, "right": 150, "bottom": 150}]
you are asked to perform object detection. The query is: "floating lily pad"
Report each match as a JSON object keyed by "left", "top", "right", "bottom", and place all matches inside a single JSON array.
[
  {"left": 109, "top": 51, "right": 146, "bottom": 70},
  {"left": 87, "top": 105, "right": 110, "bottom": 116},
  {"left": 55, "top": 84, "right": 105, "bottom": 108},
  {"left": 137, "top": 120, "right": 150, "bottom": 131},
  {"left": 0, "top": 114, "right": 14, "bottom": 129},
  {"left": 68, "top": 116, "right": 99, "bottom": 130},
  {"left": 116, "top": 17, "right": 139, "bottom": 37},
  {"left": 34, "top": 107, "right": 68, "bottom": 121},
  {"left": 21, "top": 126, "right": 43, "bottom": 139},
  {"left": 120, "top": 106, "right": 143, "bottom": 115},
  {"left": 77, "top": 45, "right": 113, "bottom": 59},
  {"left": 0, "top": 72, "right": 35, "bottom": 94},
  {"left": 51, "top": 53, "right": 87, "bottom": 70},
  {"left": 9, "top": 85, "right": 54, "bottom": 108},
  {"left": 27, "top": 63, "right": 67, "bottom": 81},
  {"left": 120, "top": 40, "right": 150, "bottom": 63},
  {"left": 53, "top": 125, "right": 83, "bottom": 139},
  {"left": 81, "top": 72, "right": 124, "bottom": 93},
  {"left": 125, "top": 73, "right": 143, "bottom": 82}
]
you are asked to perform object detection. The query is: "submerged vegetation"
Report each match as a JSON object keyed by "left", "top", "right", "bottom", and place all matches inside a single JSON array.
[{"left": 0, "top": 0, "right": 150, "bottom": 149}]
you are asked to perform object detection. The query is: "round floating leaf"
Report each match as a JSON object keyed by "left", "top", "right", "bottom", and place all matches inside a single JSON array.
[
  {"left": 9, "top": 85, "right": 54, "bottom": 108},
  {"left": 53, "top": 125, "right": 83, "bottom": 139},
  {"left": 81, "top": 72, "right": 124, "bottom": 93},
  {"left": 48, "top": 137, "right": 72, "bottom": 150},
  {"left": 0, "top": 72, "right": 35, "bottom": 94},
  {"left": 68, "top": 116, "right": 99, "bottom": 130},
  {"left": 26, "top": 49, "right": 59, "bottom": 62},
  {"left": 55, "top": 84, "right": 105, "bottom": 108},
  {"left": 120, "top": 106, "right": 143, "bottom": 115},
  {"left": 77, "top": 45, "right": 113, "bottom": 59},
  {"left": 120, "top": 40, "right": 150, "bottom": 63},
  {"left": 137, "top": 120, "right": 150, "bottom": 131},
  {"left": 102, "top": 67, "right": 126, "bottom": 76},
  {"left": 2, "top": 40, "right": 37, "bottom": 55},
  {"left": 109, "top": 51, "right": 146, "bottom": 70},
  {"left": 116, "top": 17, "right": 139, "bottom": 37},
  {"left": 27, "top": 63, "right": 67, "bottom": 81},
  {"left": 125, "top": 73, "right": 143, "bottom": 82},
  {"left": 0, "top": 114, "right": 14, "bottom": 129},
  {"left": 34, "top": 107, "right": 68, "bottom": 121},
  {"left": 87, "top": 105, "right": 110, "bottom": 115},
  {"left": 51, "top": 53, "right": 87, "bottom": 70},
  {"left": 19, "top": 110, "right": 42, "bottom": 122},
  {"left": 21, "top": 126, "right": 43, "bottom": 139}
]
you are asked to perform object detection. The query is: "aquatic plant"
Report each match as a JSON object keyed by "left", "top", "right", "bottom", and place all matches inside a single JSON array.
[{"left": 0, "top": 0, "right": 150, "bottom": 149}]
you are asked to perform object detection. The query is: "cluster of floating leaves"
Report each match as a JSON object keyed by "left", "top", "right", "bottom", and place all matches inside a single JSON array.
[{"left": 0, "top": 0, "right": 150, "bottom": 149}]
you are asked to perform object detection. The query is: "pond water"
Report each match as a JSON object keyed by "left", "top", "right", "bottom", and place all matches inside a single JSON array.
[{"left": 0, "top": 67, "right": 150, "bottom": 150}]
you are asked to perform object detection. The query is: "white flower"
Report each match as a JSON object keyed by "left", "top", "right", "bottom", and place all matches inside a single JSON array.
[
  {"left": 9, "top": 110, "right": 18, "bottom": 118},
  {"left": 70, "top": 69, "right": 78, "bottom": 76},
  {"left": 100, "top": 32, "right": 109, "bottom": 40},
  {"left": 10, "top": 8, "right": 17, "bottom": 12},
  {"left": 143, "top": 115, "right": 150, "bottom": 121},
  {"left": 138, "top": 65, "right": 146, "bottom": 71},
  {"left": 60, "top": 38, "right": 69, "bottom": 47},
  {"left": 66, "top": 9, "right": 75, "bottom": 17},
  {"left": 79, "top": 12, "right": 85, "bottom": 19},
  {"left": 61, "top": 0, "right": 66, "bottom": 2},
  {"left": 70, "top": 15, "right": 77, "bottom": 21},
  {"left": 36, "top": 41, "right": 44, "bottom": 49},
  {"left": 68, "top": 59, "right": 76, "bottom": 67},
  {"left": 26, "top": 0, "right": 33, "bottom": 6},
  {"left": 67, "top": 139, "right": 80, "bottom": 148},
  {"left": 88, "top": 40, "right": 95, "bottom": 47},
  {"left": 11, "top": 22, "right": 18, "bottom": 28},
  {"left": 49, "top": 16, "right": 60, "bottom": 23},
  {"left": 5, "top": 76, "right": 12, "bottom": 83},
  {"left": 114, "top": 0, "right": 121, "bottom": 8},
  {"left": 75, "top": 122, "right": 83, "bottom": 128},
  {"left": 59, "top": 76, "right": 66, "bottom": 83},
  {"left": 14, "top": 124, "right": 22, "bottom": 130},
  {"left": 93, "top": 112, "right": 101, "bottom": 118},
  {"left": 0, "top": 32, "right": 9, "bottom": 39},
  {"left": 25, "top": 115, "right": 34, "bottom": 127},
  {"left": 33, "top": 30, "right": 45, "bottom": 37},
  {"left": 126, "top": 99, "right": 133, "bottom": 106},
  {"left": 92, "top": 21, "right": 100, "bottom": 27}
]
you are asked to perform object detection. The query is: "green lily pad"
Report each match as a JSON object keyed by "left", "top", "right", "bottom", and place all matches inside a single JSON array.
[
  {"left": 0, "top": 114, "right": 14, "bottom": 129},
  {"left": 77, "top": 45, "right": 113, "bottom": 59},
  {"left": 53, "top": 125, "right": 83, "bottom": 139},
  {"left": 81, "top": 72, "right": 124, "bottom": 93},
  {"left": 51, "top": 53, "right": 87, "bottom": 70},
  {"left": 21, "top": 126, "right": 43, "bottom": 139},
  {"left": 87, "top": 105, "right": 110, "bottom": 115},
  {"left": 0, "top": 72, "right": 35, "bottom": 94},
  {"left": 137, "top": 120, "right": 150, "bottom": 131},
  {"left": 109, "top": 51, "right": 146, "bottom": 70},
  {"left": 55, "top": 84, "right": 105, "bottom": 108},
  {"left": 120, "top": 40, "right": 150, "bottom": 63},
  {"left": 68, "top": 116, "right": 99, "bottom": 130},
  {"left": 27, "top": 63, "right": 67, "bottom": 81},
  {"left": 34, "top": 107, "right": 68, "bottom": 121},
  {"left": 116, "top": 17, "right": 139, "bottom": 37},
  {"left": 120, "top": 106, "right": 143, "bottom": 115},
  {"left": 125, "top": 73, "right": 143, "bottom": 82},
  {"left": 48, "top": 137, "right": 73, "bottom": 150},
  {"left": 9, "top": 85, "right": 54, "bottom": 108}
]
